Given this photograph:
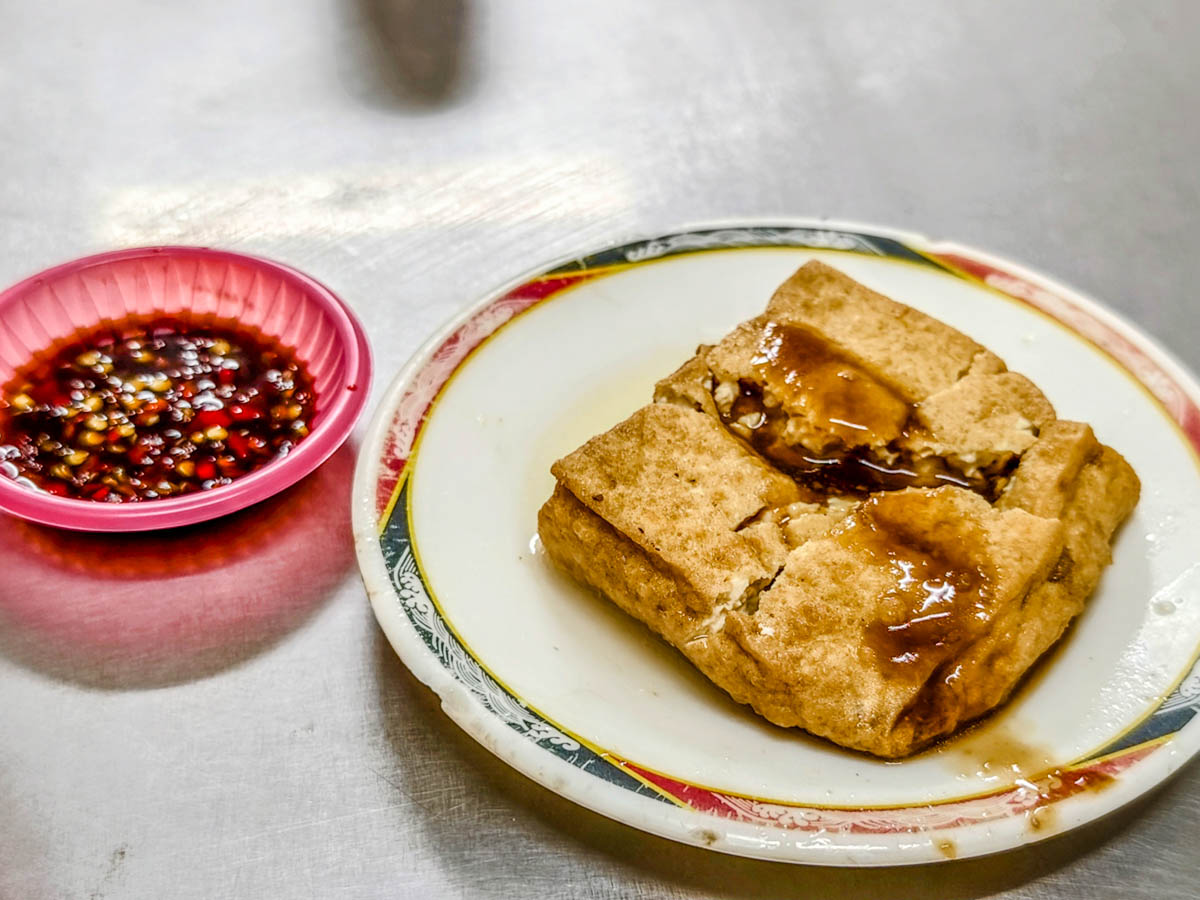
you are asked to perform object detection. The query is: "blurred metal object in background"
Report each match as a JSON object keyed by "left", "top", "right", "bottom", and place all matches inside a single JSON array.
[{"left": 350, "top": 0, "right": 470, "bottom": 106}]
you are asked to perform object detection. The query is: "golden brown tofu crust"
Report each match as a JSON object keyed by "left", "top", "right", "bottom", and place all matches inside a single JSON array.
[{"left": 539, "top": 260, "right": 1140, "bottom": 758}]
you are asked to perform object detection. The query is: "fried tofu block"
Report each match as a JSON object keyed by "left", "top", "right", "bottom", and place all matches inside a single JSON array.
[
  {"left": 998, "top": 421, "right": 1141, "bottom": 620},
  {"left": 653, "top": 348, "right": 719, "bottom": 418},
  {"left": 714, "top": 489, "right": 1063, "bottom": 756},
  {"left": 764, "top": 261, "right": 1005, "bottom": 400},
  {"left": 539, "top": 260, "right": 1140, "bottom": 757},
  {"left": 912, "top": 372, "right": 1056, "bottom": 458},
  {"left": 549, "top": 403, "right": 802, "bottom": 611}
]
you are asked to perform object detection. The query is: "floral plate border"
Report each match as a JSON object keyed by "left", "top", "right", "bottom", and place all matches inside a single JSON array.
[{"left": 353, "top": 220, "right": 1200, "bottom": 865}]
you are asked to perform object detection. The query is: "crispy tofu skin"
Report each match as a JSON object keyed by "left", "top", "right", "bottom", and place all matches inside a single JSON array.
[{"left": 539, "top": 260, "right": 1140, "bottom": 758}]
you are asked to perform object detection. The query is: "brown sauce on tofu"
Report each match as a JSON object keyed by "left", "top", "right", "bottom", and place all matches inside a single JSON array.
[
  {"left": 718, "top": 322, "right": 1015, "bottom": 501},
  {"left": 752, "top": 321, "right": 909, "bottom": 448},
  {"left": 849, "top": 493, "right": 993, "bottom": 670}
]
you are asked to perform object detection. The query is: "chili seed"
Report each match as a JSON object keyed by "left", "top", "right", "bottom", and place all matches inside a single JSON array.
[{"left": 1, "top": 319, "right": 315, "bottom": 502}]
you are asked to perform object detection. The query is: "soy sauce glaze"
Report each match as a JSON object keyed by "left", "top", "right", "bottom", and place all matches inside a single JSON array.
[
  {"left": 752, "top": 320, "right": 909, "bottom": 448},
  {"left": 851, "top": 493, "right": 993, "bottom": 669},
  {"left": 721, "top": 321, "right": 1014, "bottom": 500}
]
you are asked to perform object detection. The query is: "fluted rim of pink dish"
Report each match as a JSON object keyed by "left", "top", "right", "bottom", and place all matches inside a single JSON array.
[{"left": 0, "top": 246, "right": 372, "bottom": 531}]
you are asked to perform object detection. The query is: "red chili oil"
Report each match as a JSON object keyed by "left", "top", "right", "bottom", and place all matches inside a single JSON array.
[{"left": 0, "top": 317, "right": 316, "bottom": 502}]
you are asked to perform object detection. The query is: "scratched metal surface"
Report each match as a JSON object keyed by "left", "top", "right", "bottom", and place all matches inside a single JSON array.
[{"left": 1, "top": 1, "right": 1199, "bottom": 897}]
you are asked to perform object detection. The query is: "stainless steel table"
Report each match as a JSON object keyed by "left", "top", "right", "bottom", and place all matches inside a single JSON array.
[{"left": 2, "top": 1, "right": 1198, "bottom": 897}]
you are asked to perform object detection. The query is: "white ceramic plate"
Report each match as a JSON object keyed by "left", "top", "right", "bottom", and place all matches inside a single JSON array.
[{"left": 352, "top": 221, "right": 1200, "bottom": 866}]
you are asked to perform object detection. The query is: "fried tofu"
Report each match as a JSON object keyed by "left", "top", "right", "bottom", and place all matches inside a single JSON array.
[{"left": 538, "top": 261, "right": 1140, "bottom": 758}]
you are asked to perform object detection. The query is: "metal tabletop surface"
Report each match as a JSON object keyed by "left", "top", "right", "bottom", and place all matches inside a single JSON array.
[{"left": 2, "top": 1, "right": 1198, "bottom": 897}]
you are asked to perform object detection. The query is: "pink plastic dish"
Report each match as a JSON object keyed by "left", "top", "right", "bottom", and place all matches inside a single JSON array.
[{"left": 0, "top": 246, "right": 372, "bottom": 531}]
